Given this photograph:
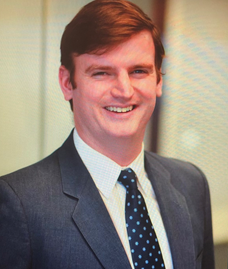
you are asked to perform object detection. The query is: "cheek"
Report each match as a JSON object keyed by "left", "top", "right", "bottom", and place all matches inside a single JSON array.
[
  {"left": 72, "top": 90, "right": 88, "bottom": 116},
  {"left": 73, "top": 90, "right": 100, "bottom": 120},
  {"left": 140, "top": 88, "right": 157, "bottom": 101},
  {"left": 137, "top": 79, "right": 158, "bottom": 97},
  {"left": 78, "top": 80, "right": 107, "bottom": 101}
]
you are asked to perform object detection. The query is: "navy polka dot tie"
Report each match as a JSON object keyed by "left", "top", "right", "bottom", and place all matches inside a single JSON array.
[{"left": 118, "top": 168, "right": 165, "bottom": 269}]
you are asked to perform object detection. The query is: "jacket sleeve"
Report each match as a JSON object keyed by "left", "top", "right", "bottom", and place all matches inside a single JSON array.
[{"left": 0, "top": 179, "right": 32, "bottom": 269}]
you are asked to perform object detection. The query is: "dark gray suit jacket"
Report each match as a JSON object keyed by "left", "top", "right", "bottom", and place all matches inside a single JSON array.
[{"left": 0, "top": 131, "right": 214, "bottom": 269}]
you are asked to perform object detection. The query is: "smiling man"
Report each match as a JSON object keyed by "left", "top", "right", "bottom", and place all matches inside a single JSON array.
[
  {"left": 59, "top": 30, "right": 162, "bottom": 166},
  {"left": 0, "top": 1, "right": 214, "bottom": 269}
]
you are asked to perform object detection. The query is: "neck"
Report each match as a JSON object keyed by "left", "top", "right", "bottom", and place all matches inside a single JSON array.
[
  {"left": 78, "top": 132, "right": 143, "bottom": 167},
  {"left": 99, "top": 138, "right": 143, "bottom": 167}
]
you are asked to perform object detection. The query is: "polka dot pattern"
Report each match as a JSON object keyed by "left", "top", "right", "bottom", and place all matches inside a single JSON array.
[{"left": 118, "top": 168, "right": 165, "bottom": 269}]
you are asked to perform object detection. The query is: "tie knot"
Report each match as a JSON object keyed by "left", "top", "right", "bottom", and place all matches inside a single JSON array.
[{"left": 118, "top": 168, "right": 138, "bottom": 190}]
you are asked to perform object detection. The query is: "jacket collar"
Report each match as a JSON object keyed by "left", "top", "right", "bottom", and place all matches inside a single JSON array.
[
  {"left": 58, "top": 131, "right": 132, "bottom": 269},
  {"left": 145, "top": 152, "right": 195, "bottom": 269}
]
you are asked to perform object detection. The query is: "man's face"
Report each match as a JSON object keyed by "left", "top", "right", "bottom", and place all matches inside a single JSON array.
[{"left": 60, "top": 30, "right": 162, "bottom": 150}]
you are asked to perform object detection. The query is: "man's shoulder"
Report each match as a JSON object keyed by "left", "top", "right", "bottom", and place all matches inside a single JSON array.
[
  {"left": 145, "top": 151, "right": 211, "bottom": 206},
  {"left": 145, "top": 151, "right": 208, "bottom": 189},
  {"left": 146, "top": 151, "right": 204, "bottom": 175},
  {"left": 0, "top": 130, "right": 75, "bottom": 186},
  {"left": 0, "top": 150, "right": 59, "bottom": 188}
]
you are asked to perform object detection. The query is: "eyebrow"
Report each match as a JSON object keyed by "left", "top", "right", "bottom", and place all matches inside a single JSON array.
[{"left": 85, "top": 65, "right": 114, "bottom": 74}]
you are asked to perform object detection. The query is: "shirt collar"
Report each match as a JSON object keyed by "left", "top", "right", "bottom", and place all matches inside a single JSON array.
[{"left": 73, "top": 128, "right": 147, "bottom": 198}]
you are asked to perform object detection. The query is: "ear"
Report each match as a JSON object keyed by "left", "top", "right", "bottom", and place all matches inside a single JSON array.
[
  {"left": 59, "top": 65, "right": 74, "bottom": 101},
  {"left": 156, "top": 75, "right": 163, "bottom": 97}
]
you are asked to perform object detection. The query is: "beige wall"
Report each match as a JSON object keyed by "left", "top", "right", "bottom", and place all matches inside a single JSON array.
[
  {"left": 0, "top": 0, "right": 94, "bottom": 176},
  {"left": 158, "top": 0, "right": 228, "bottom": 244},
  {"left": 0, "top": 0, "right": 43, "bottom": 174}
]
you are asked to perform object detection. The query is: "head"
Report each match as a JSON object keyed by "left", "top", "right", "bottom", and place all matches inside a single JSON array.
[{"left": 60, "top": 0, "right": 165, "bottom": 110}]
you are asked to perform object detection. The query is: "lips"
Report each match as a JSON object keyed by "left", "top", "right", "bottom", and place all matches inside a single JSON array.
[{"left": 105, "top": 105, "right": 134, "bottom": 113}]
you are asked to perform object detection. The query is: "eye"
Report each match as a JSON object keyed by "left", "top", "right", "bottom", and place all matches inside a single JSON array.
[
  {"left": 132, "top": 69, "right": 148, "bottom": 74},
  {"left": 92, "top": 71, "right": 108, "bottom": 77},
  {"left": 133, "top": 69, "right": 146, "bottom": 74}
]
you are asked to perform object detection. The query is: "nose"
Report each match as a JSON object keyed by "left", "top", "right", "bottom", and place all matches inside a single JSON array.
[{"left": 111, "top": 71, "right": 134, "bottom": 99}]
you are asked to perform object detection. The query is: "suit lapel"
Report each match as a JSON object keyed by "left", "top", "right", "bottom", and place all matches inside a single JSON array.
[
  {"left": 58, "top": 131, "right": 131, "bottom": 269},
  {"left": 145, "top": 152, "right": 195, "bottom": 269}
]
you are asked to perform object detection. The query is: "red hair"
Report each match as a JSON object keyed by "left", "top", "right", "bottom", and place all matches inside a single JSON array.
[{"left": 60, "top": 0, "right": 165, "bottom": 110}]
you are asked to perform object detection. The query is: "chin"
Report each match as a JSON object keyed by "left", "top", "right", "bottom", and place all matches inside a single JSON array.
[{"left": 105, "top": 129, "right": 140, "bottom": 139}]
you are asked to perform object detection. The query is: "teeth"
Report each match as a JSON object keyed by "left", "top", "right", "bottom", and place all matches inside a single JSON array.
[{"left": 106, "top": 106, "right": 133, "bottom": 113}]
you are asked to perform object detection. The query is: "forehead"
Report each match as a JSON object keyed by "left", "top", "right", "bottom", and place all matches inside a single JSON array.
[{"left": 73, "top": 30, "right": 155, "bottom": 69}]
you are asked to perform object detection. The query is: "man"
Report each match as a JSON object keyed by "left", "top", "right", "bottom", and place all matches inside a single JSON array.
[{"left": 0, "top": 0, "right": 214, "bottom": 268}]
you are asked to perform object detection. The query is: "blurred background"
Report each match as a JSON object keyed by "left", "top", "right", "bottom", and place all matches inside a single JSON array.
[{"left": 0, "top": 0, "right": 227, "bottom": 267}]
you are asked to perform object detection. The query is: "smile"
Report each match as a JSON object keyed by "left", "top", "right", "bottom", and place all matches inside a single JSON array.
[{"left": 105, "top": 106, "right": 134, "bottom": 113}]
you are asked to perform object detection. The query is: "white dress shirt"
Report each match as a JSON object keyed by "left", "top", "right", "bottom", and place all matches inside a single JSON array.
[{"left": 73, "top": 128, "right": 173, "bottom": 269}]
